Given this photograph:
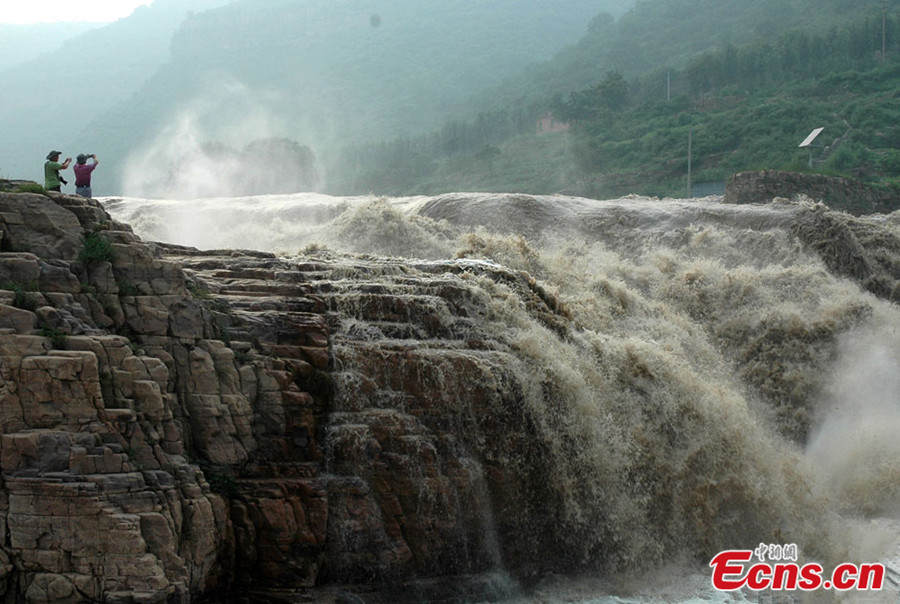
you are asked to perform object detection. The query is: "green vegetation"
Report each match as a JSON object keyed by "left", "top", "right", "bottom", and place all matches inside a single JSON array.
[
  {"left": 40, "top": 327, "right": 67, "bottom": 350},
  {"left": 464, "top": 0, "right": 900, "bottom": 113},
  {"left": 14, "top": 183, "right": 45, "bottom": 194},
  {"left": 116, "top": 279, "right": 139, "bottom": 297},
  {"left": 558, "top": 12, "right": 900, "bottom": 199},
  {"left": 0, "top": 0, "right": 236, "bottom": 185},
  {"left": 75, "top": 0, "right": 613, "bottom": 190},
  {"left": 332, "top": 4, "right": 900, "bottom": 204},
  {"left": 215, "top": 325, "right": 231, "bottom": 347},
  {"left": 3, "top": 281, "right": 40, "bottom": 311},
  {"left": 187, "top": 282, "right": 212, "bottom": 300},
  {"left": 7, "top": 0, "right": 894, "bottom": 202},
  {"left": 79, "top": 232, "right": 114, "bottom": 266}
]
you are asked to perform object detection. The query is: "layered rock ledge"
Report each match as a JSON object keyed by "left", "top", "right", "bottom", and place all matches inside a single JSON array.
[{"left": 0, "top": 192, "right": 573, "bottom": 603}]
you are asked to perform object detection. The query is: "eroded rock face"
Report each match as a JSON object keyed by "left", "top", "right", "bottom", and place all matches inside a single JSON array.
[
  {"left": 164, "top": 252, "right": 567, "bottom": 600},
  {"left": 5, "top": 190, "right": 897, "bottom": 602},
  {"left": 725, "top": 170, "right": 899, "bottom": 215},
  {"left": 0, "top": 192, "right": 84, "bottom": 260},
  {"left": 0, "top": 194, "right": 231, "bottom": 602},
  {"left": 0, "top": 192, "right": 572, "bottom": 602}
]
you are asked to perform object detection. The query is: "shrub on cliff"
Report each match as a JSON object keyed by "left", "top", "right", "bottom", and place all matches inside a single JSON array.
[
  {"left": 39, "top": 327, "right": 67, "bottom": 349},
  {"left": 14, "top": 183, "right": 45, "bottom": 194},
  {"left": 79, "top": 232, "right": 114, "bottom": 266},
  {"left": 4, "top": 281, "right": 39, "bottom": 311}
]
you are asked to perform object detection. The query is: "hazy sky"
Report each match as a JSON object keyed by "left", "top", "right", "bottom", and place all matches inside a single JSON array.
[{"left": 1, "top": 0, "right": 152, "bottom": 24}]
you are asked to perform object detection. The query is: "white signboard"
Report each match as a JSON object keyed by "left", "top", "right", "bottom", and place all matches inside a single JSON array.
[{"left": 799, "top": 127, "right": 824, "bottom": 148}]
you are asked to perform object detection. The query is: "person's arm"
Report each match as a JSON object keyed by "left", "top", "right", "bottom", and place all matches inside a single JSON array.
[
  {"left": 60, "top": 157, "right": 72, "bottom": 169},
  {"left": 91, "top": 155, "right": 99, "bottom": 166}
]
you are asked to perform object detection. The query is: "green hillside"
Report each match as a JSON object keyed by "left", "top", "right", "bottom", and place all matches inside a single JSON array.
[
  {"left": 78, "top": 0, "right": 618, "bottom": 195},
  {"left": 331, "top": 0, "right": 900, "bottom": 206},
  {"left": 8, "top": 0, "right": 895, "bottom": 202},
  {"left": 463, "top": 0, "right": 890, "bottom": 115},
  {"left": 0, "top": 0, "right": 232, "bottom": 186}
]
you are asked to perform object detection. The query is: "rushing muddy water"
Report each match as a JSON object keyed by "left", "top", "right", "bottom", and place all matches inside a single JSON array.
[{"left": 104, "top": 192, "right": 900, "bottom": 602}]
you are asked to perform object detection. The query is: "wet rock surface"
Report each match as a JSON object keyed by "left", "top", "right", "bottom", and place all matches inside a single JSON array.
[
  {"left": 0, "top": 192, "right": 572, "bottom": 602},
  {"left": 0, "top": 190, "right": 897, "bottom": 602}
]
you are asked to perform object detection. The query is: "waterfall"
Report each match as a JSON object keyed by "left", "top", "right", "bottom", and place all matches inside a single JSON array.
[{"left": 104, "top": 191, "right": 900, "bottom": 601}]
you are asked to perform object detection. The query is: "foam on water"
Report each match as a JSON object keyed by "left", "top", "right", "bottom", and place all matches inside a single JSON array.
[{"left": 103, "top": 192, "right": 900, "bottom": 602}]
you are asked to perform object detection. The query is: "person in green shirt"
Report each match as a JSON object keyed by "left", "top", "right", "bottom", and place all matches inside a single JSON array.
[{"left": 44, "top": 150, "right": 71, "bottom": 192}]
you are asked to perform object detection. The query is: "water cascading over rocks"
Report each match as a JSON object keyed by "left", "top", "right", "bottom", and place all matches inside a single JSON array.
[{"left": 0, "top": 189, "right": 896, "bottom": 602}]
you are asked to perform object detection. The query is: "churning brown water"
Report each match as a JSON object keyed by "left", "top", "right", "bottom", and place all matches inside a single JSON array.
[{"left": 104, "top": 192, "right": 900, "bottom": 602}]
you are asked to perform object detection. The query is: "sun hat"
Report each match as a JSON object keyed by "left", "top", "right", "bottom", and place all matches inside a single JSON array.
[{"left": 46, "top": 150, "right": 62, "bottom": 160}]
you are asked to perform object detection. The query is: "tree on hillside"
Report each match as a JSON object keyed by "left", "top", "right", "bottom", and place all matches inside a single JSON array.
[
  {"left": 554, "top": 70, "right": 630, "bottom": 122},
  {"left": 597, "top": 70, "right": 629, "bottom": 111}
]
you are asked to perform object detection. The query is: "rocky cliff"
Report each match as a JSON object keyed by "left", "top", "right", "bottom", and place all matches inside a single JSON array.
[
  {"left": 1, "top": 190, "right": 898, "bottom": 603},
  {"left": 725, "top": 170, "right": 899, "bottom": 215},
  {"left": 0, "top": 191, "right": 231, "bottom": 602},
  {"left": 0, "top": 191, "right": 586, "bottom": 602}
]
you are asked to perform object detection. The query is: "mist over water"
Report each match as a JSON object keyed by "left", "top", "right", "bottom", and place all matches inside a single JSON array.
[
  {"left": 120, "top": 80, "right": 323, "bottom": 199},
  {"left": 807, "top": 326, "right": 900, "bottom": 517},
  {"left": 103, "top": 192, "right": 900, "bottom": 602}
]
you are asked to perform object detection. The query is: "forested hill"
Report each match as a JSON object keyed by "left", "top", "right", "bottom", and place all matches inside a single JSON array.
[
  {"left": 331, "top": 0, "right": 900, "bottom": 205},
  {"left": 76, "top": 0, "right": 623, "bottom": 195},
  {"left": 6, "top": 0, "right": 896, "bottom": 202},
  {"left": 0, "top": 0, "right": 232, "bottom": 186},
  {"left": 465, "top": 0, "right": 897, "bottom": 116}
]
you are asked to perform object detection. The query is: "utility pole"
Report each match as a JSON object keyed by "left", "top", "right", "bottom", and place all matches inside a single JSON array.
[
  {"left": 687, "top": 128, "right": 693, "bottom": 198},
  {"left": 800, "top": 127, "right": 824, "bottom": 168}
]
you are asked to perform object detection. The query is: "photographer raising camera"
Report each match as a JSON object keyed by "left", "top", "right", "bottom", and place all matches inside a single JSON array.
[
  {"left": 74, "top": 153, "right": 99, "bottom": 198},
  {"left": 43, "top": 150, "right": 71, "bottom": 192}
]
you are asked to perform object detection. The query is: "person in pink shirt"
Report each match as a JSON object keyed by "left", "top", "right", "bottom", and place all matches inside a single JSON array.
[{"left": 74, "top": 153, "right": 99, "bottom": 198}]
